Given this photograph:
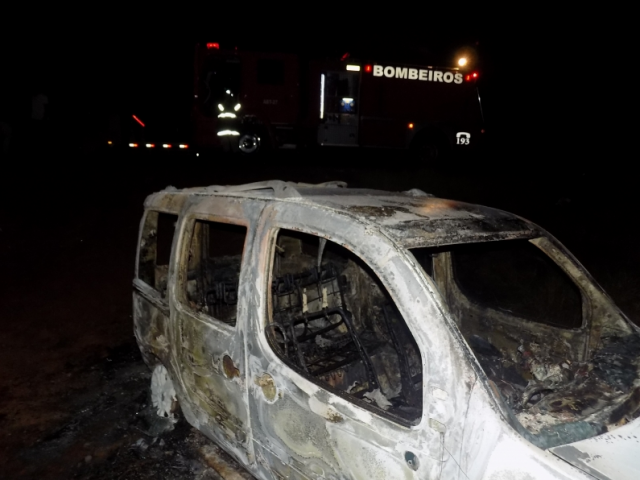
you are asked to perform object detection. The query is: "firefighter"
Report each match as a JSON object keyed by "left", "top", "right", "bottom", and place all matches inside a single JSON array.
[{"left": 216, "top": 90, "right": 242, "bottom": 153}]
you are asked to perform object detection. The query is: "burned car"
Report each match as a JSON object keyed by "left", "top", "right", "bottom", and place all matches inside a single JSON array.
[{"left": 133, "top": 181, "right": 640, "bottom": 479}]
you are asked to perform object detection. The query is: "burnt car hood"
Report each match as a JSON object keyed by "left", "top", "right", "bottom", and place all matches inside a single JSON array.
[{"left": 549, "top": 418, "right": 640, "bottom": 480}]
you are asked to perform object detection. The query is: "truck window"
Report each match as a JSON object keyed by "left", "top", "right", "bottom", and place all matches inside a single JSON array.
[
  {"left": 198, "top": 57, "right": 241, "bottom": 117},
  {"left": 266, "top": 229, "right": 423, "bottom": 425},
  {"left": 323, "top": 71, "right": 359, "bottom": 115},
  {"left": 138, "top": 211, "right": 178, "bottom": 296},
  {"left": 182, "top": 219, "right": 247, "bottom": 326}
]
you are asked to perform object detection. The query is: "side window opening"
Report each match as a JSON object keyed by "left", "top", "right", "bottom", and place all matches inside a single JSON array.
[
  {"left": 138, "top": 211, "right": 178, "bottom": 297},
  {"left": 267, "top": 230, "right": 423, "bottom": 424},
  {"left": 184, "top": 220, "right": 247, "bottom": 326}
]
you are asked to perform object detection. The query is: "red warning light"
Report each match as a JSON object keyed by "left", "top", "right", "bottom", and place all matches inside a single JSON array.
[
  {"left": 207, "top": 42, "right": 220, "bottom": 50},
  {"left": 364, "top": 64, "right": 372, "bottom": 73},
  {"left": 132, "top": 115, "right": 145, "bottom": 127},
  {"left": 340, "top": 52, "right": 350, "bottom": 61}
]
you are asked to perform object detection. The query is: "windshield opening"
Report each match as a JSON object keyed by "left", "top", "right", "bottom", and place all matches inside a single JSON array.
[
  {"left": 410, "top": 238, "right": 640, "bottom": 448},
  {"left": 451, "top": 240, "right": 582, "bottom": 329}
]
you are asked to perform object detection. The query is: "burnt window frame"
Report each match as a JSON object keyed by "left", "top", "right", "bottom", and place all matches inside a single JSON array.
[
  {"left": 176, "top": 213, "right": 250, "bottom": 329},
  {"left": 529, "top": 236, "right": 593, "bottom": 331},
  {"left": 263, "top": 226, "right": 425, "bottom": 428},
  {"left": 137, "top": 209, "right": 179, "bottom": 297}
]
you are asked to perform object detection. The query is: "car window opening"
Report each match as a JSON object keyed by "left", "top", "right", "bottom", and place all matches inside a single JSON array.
[
  {"left": 267, "top": 230, "right": 423, "bottom": 424},
  {"left": 184, "top": 220, "right": 247, "bottom": 326},
  {"left": 138, "top": 211, "right": 178, "bottom": 297}
]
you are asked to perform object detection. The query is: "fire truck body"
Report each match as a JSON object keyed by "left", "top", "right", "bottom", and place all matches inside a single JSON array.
[{"left": 193, "top": 44, "right": 483, "bottom": 157}]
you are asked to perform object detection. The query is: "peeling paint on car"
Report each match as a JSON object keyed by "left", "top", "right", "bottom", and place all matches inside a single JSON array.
[{"left": 255, "top": 373, "right": 277, "bottom": 402}]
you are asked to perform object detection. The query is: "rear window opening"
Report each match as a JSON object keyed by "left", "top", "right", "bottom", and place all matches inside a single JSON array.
[
  {"left": 138, "top": 211, "right": 178, "bottom": 296},
  {"left": 411, "top": 239, "right": 640, "bottom": 448}
]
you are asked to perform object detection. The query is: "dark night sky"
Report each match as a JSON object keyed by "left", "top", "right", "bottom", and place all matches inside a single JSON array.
[{"left": 0, "top": 8, "right": 631, "bottom": 165}]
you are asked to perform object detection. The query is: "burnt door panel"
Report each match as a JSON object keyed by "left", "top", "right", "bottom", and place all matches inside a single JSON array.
[
  {"left": 248, "top": 204, "right": 448, "bottom": 479},
  {"left": 174, "top": 213, "right": 253, "bottom": 465}
]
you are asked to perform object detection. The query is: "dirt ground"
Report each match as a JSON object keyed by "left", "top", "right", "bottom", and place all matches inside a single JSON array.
[{"left": 1, "top": 147, "right": 639, "bottom": 479}]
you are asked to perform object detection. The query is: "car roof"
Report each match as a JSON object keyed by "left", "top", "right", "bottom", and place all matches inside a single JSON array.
[{"left": 146, "top": 180, "right": 538, "bottom": 248}]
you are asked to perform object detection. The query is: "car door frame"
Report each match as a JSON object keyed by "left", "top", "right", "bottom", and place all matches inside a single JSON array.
[
  {"left": 169, "top": 195, "right": 265, "bottom": 467},
  {"left": 133, "top": 205, "right": 184, "bottom": 375},
  {"left": 245, "top": 200, "right": 476, "bottom": 480}
]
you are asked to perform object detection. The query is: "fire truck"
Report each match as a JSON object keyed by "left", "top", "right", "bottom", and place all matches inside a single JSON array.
[{"left": 193, "top": 43, "right": 484, "bottom": 159}]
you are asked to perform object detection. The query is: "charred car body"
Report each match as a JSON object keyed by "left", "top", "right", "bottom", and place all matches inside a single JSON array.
[{"left": 134, "top": 181, "right": 640, "bottom": 479}]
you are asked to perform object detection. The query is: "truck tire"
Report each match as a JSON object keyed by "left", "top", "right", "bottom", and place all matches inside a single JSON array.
[{"left": 238, "top": 133, "right": 260, "bottom": 154}]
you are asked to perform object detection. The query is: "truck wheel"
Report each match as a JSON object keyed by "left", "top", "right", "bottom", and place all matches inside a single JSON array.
[{"left": 238, "top": 134, "right": 260, "bottom": 154}]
